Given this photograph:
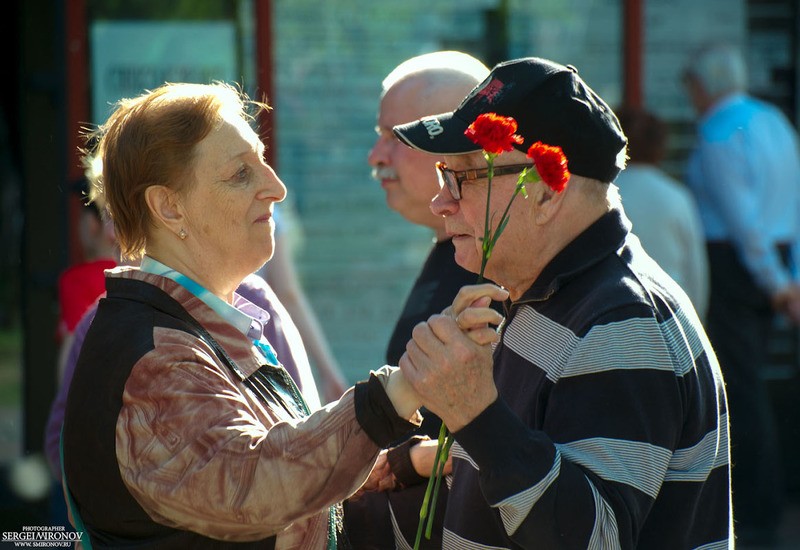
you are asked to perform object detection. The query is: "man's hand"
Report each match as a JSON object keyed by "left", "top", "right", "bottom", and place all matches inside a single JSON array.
[
  {"left": 442, "top": 283, "right": 508, "bottom": 344},
  {"left": 409, "top": 438, "right": 453, "bottom": 477},
  {"left": 399, "top": 284, "right": 507, "bottom": 432},
  {"left": 772, "top": 283, "right": 800, "bottom": 325}
]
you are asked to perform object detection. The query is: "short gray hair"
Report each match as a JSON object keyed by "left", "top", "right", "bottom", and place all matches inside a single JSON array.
[
  {"left": 382, "top": 50, "right": 489, "bottom": 93},
  {"left": 684, "top": 43, "right": 747, "bottom": 97}
]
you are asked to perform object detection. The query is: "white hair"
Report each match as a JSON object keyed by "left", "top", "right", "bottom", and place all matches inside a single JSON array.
[
  {"left": 381, "top": 50, "right": 489, "bottom": 93},
  {"left": 684, "top": 43, "right": 747, "bottom": 97}
]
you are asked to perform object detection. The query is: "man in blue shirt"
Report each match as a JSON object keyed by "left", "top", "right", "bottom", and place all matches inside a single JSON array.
[{"left": 683, "top": 42, "right": 800, "bottom": 545}]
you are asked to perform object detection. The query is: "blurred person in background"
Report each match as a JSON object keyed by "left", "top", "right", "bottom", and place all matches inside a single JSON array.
[
  {"left": 613, "top": 105, "right": 709, "bottom": 320},
  {"left": 368, "top": 50, "right": 492, "bottom": 368},
  {"left": 683, "top": 42, "right": 800, "bottom": 545},
  {"left": 56, "top": 171, "right": 118, "bottom": 345},
  {"left": 45, "top": 159, "right": 121, "bottom": 528}
]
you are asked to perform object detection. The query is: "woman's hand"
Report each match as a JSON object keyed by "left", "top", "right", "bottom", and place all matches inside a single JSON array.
[{"left": 349, "top": 450, "right": 395, "bottom": 500}]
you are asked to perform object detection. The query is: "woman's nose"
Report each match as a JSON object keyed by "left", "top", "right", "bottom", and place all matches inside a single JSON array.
[{"left": 259, "top": 164, "right": 287, "bottom": 202}]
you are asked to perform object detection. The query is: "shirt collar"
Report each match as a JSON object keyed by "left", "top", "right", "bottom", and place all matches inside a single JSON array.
[
  {"left": 699, "top": 92, "right": 747, "bottom": 126},
  {"left": 515, "top": 207, "right": 631, "bottom": 304},
  {"left": 140, "top": 256, "right": 268, "bottom": 341}
]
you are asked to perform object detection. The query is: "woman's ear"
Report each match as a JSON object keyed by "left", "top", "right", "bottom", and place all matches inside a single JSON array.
[
  {"left": 144, "top": 185, "right": 184, "bottom": 233},
  {"left": 531, "top": 180, "right": 568, "bottom": 226}
]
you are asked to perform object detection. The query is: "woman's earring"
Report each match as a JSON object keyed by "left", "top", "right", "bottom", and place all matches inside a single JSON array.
[{"left": 179, "top": 228, "right": 187, "bottom": 240}]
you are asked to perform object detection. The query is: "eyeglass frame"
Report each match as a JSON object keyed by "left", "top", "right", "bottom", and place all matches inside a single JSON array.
[{"left": 435, "top": 161, "right": 532, "bottom": 200}]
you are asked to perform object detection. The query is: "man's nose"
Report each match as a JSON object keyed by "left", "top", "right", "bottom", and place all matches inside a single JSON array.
[
  {"left": 430, "top": 183, "right": 458, "bottom": 217},
  {"left": 367, "top": 136, "right": 391, "bottom": 167}
]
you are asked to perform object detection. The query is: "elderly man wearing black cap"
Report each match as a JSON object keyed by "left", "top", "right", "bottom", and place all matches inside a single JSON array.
[{"left": 395, "top": 57, "right": 732, "bottom": 549}]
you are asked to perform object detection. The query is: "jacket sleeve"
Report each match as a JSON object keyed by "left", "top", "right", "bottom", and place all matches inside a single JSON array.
[{"left": 116, "top": 327, "right": 412, "bottom": 541}]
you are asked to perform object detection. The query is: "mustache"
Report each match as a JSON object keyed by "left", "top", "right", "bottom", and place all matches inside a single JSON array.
[{"left": 372, "top": 166, "right": 398, "bottom": 180}]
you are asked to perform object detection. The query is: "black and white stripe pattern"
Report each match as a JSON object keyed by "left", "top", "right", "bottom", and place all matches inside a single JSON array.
[{"left": 440, "top": 209, "right": 731, "bottom": 549}]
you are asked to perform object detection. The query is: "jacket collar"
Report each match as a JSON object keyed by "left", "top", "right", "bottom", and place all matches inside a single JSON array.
[
  {"left": 139, "top": 255, "right": 270, "bottom": 343},
  {"left": 105, "top": 266, "right": 264, "bottom": 378}
]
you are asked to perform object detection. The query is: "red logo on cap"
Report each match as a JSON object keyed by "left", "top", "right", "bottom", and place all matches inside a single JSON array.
[{"left": 473, "top": 78, "right": 504, "bottom": 103}]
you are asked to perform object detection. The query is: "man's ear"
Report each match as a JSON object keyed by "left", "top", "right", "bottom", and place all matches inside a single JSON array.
[
  {"left": 144, "top": 185, "right": 184, "bottom": 233},
  {"left": 531, "top": 181, "right": 568, "bottom": 225}
]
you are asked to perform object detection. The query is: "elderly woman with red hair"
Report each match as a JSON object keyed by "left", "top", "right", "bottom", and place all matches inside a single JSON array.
[{"left": 61, "top": 81, "right": 506, "bottom": 549}]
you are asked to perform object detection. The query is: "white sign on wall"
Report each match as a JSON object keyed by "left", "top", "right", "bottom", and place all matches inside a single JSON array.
[{"left": 91, "top": 21, "right": 238, "bottom": 124}]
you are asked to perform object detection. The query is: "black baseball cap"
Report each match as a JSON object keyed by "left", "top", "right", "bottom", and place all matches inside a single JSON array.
[{"left": 393, "top": 57, "right": 628, "bottom": 183}]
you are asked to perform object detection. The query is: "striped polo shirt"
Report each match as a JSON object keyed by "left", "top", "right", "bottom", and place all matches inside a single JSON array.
[{"left": 443, "top": 208, "right": 732, "bottom": 549}]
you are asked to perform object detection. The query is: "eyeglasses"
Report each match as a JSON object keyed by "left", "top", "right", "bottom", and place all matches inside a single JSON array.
[{"left": 435, "top": 161, "right": 531, "bottom": 200}]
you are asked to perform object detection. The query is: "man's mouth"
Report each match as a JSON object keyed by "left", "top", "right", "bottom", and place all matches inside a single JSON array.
[{"left": 449, "top": 231, "right": 473, "bottom": 240}]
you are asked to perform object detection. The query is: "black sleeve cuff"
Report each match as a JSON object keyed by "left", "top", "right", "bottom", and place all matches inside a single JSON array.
[
  {"left": 453, "top": 397, "right": 524, "bottom": 469},
  {"left": 354, "top": 374, "right": 419, "bottom": 448},
  {"left": 387, "top": 435, "right": 429, "bottom": 489}
]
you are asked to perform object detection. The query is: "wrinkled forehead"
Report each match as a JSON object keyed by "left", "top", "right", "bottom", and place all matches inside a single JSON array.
[{"left": 194, "top": 109, "right": 259, "bottom": 155}]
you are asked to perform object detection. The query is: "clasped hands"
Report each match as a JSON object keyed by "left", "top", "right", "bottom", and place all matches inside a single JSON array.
[
  {"left": 357, "top": 284, "right": 507, "bottom": 498},
  {"left": 400, "top": 283, "right": 508, "bottom": 432}
]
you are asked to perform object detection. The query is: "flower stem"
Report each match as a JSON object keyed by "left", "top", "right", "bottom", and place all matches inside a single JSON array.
[
  {"left": 425, "top": 433, "right": 454, "bottom": 538},
  {"left": 413, "top": 151, "right": 526, "bottom": 549},
  {"left": 414, "top": 422, "right": 448, "bottom": 549},
  {"left": 479, "top": 154, "right": 495, "bottom": 282}
]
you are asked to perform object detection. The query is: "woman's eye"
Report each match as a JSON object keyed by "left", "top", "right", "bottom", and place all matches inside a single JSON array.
[{"left": 232, "top": 165, "right": 250, "bottom": 184}]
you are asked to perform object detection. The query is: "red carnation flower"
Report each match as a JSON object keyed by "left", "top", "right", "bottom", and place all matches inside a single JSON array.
[
  {"left": 527, "top": 141, "right": 570, "bottom": 193},
  {"left": 464, "top": 113, "right": 524, "bottom": 155}
]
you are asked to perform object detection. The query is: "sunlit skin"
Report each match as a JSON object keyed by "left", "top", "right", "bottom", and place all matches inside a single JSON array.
[
  {"left": 145, "top": 110, "right": 287, "bottom": 303},
  {"left": 430, "top": 149, "right": 546, "bottom": 300},
  {"left": 430, "top": 149, "right": 611, "bottom": 303}
]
